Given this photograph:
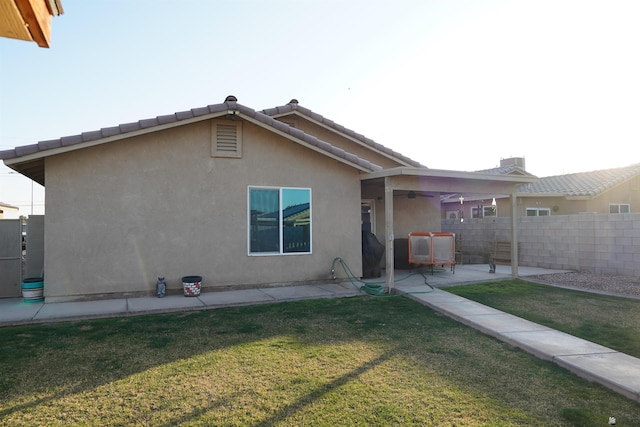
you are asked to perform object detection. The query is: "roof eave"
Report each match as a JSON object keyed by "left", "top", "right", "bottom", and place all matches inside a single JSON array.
[
  {"left": 2, "top": 102, "right": 383, "bottom": 184},
  {"left": 3, "top": 110, "right": 234, "bottom": 166},
  {"left": 361, "top": 167, "right": 538, "bottom": 184}
]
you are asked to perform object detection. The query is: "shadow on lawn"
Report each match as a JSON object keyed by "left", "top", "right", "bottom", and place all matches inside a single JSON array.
[
  {"left": 252, "top": 350, "right": 397, "bottom": 427},
  {"left": 1, "top": 296, "right": 640, "bottom": 425},
  {"left": 153, "top": 350, "right": 399, "bottom": 427},
  {"left": 0, "top": 299, "right": 383, "bottom": 421}
]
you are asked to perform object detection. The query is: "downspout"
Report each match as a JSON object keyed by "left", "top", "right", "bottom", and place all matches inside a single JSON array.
[
  {"left": 385, "top": 177, "right": 395, "bottom": 292},
  {"left": 510, "top": 192, "right": 519, "bottom": 277}
]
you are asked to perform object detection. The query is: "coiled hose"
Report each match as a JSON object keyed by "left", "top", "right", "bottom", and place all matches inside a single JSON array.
[{"left": 331, "top": 257, "right": 435, "bottom": 297}]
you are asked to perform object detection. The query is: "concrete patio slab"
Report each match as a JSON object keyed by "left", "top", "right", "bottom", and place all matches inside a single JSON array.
[
  {"left": 34, "top": 299, "right": 128, "bottom": 322},
  {"left": 127, "top": 294, "right": 205, "bottom": 313},
  {"left": 197, "top": 288, "right": 275, "bottom": 307},
  {"left": 0, "top": 298, "right": 43, "bottom": 324},
  {"left": 261, "top": 284, "right": 340, "bottom": 301},
  {"left": 316, "top": 282, "right": 361, "bottom": 297}
]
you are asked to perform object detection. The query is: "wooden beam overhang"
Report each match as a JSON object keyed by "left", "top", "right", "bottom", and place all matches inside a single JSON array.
[{"left": 0, "top": 0, "right": 64, "bottom": 48}]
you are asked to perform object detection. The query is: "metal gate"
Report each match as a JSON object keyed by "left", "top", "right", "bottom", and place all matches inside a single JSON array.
[{"left": 0, "top": 219, "right": 22, "bottom": 297}]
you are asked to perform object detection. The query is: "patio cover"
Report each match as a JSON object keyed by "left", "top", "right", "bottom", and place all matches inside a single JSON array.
[{"left": 360, "top": 167, "right": 538, "bottom": 290}]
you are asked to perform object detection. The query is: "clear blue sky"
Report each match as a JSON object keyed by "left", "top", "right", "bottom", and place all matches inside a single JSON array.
[{"left": 1, "top": 0, "right": 639, "bottom": 217}]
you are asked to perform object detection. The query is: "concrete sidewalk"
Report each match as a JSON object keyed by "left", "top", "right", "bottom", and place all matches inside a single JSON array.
[
  {"left": 395, "top": 276, "right": 640, "bottom": 403},
  {"left": 0, "top": 281, "right": 361, "bottom": 326},
  {"left": 1, "top": 264, "right": 640, "bottom": 402},
  {"left": 0, "top": 263, "right": 524, "bottom": 327}
]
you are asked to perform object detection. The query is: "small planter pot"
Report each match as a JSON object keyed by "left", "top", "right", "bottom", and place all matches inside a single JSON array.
[
  {"left": 182, "top": 276, "right": 202, "bottom": 297},
  {"left": 21, "top": 277, "right": 44, "bottom": 303}
]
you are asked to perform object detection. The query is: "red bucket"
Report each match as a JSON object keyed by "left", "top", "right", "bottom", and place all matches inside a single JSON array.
[{"left": 182, "top": 276, "right": 202, "bottom": 297}]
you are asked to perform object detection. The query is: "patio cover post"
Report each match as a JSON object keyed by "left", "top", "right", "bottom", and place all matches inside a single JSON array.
[
  {"left": 384, "top": 177, "right": 395, "bottom": 292},
  {"left": 510, "top": 193, "right": 519, "bottom": 277}
]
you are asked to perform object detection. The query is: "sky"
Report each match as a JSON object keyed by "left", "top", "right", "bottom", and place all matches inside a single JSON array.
[{"left": 1, "top": 0, "right": 639, "bottom": 218}]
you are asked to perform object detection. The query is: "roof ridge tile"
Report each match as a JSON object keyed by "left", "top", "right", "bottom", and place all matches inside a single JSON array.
[{"left": 60, "top": 135, "right": 83, "bottom": 146}]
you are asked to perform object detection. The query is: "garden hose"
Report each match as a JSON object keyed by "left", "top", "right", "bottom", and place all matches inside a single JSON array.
[{"left": 330, "top": 257, "right": 435, "bottom": 297}]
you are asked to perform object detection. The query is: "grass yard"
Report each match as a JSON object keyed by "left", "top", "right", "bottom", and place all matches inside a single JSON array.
[
  {"left": 1, "top": 296, "right": 640, "bottom": 426},
  {"left": 445, "top": 279, "right": 640, "bottom": 359}
]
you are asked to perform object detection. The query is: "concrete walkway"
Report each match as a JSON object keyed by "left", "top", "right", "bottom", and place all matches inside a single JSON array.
[
  {"left": 395, "top": 281, "right": 640, "bottom": 403},
  {"left": 2, "top": 264, "right": 640, "bottom": 403}
]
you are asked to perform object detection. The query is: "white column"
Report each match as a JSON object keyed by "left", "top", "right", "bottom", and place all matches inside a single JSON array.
[
  {"left": 510, "top": 193, "right": 519, "bottom": 277},
  {"left": 385, "top": 178, "right": 395, "bottom": 291}
]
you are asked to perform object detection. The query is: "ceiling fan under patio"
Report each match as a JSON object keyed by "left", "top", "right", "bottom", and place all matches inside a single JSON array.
[{"left": 394, "top": 191, "right": 434, "bottom": 199}]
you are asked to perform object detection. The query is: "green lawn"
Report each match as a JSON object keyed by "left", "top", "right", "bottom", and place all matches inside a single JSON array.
[
  {"left": 1, "top": 296, "right": 639, "bottom": 426},
  {"left": 445, "top": 279, "right": 640, "bottom": 359}
]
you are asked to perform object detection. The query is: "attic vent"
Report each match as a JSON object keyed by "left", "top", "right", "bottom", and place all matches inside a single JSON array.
[{"left": 211, "top": 120, "right": 242, "bottom": 158}]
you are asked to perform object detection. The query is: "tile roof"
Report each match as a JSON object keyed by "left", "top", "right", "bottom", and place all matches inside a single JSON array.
[
  {"left": 517, "top": 163, "right": 640, "bottom": 197},
  {"left": 475, "top": 164, "right": 531, "bottom": 175},
  {"left": 1, "top": 97, "right": 385, "bottom": 184},
  {"left": 261, "top": 99, "right": 424, "bottom": 168}
]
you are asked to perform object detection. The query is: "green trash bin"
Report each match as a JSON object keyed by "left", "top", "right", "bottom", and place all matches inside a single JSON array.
[{"left": 21, "top": 278, "right": 44, "bottom": 303}]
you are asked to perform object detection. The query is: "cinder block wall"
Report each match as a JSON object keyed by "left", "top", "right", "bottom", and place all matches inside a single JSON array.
[{"left": 443, "top": 213, "right": 640, "bottom": 276}]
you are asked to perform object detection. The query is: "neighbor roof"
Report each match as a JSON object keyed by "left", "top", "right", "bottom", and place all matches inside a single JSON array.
[
  {"left": 1, "top": 97, "right": 386, "bottom": 185},
  {"left": 516, "top": 163, "right": 640, "bottom": 198},
  {"left": 475, "top": 164, "right": 531, "bottom": 176},
  {"left": 439, "top": 163, "right": 640, "bottom": 204}
]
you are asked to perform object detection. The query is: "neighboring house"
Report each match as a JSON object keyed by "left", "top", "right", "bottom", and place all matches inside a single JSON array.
[
  {"left": 1, "top": 97, "right": 535, "bottom": 302},
  {"left": 0, "top": 0, "right": 63, "bottom": 48},
  {"left": 0, "top": 202, "right": 19, "bottom": 219},
  {"left": 442, "top": 158, "right": 640, "bottom": 218}
]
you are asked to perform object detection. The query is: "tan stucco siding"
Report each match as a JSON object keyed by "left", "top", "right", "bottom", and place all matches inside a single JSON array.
[
  {"left": 44, "top": 119, "right": 362, "bottom": 301},
  {"left": 361, "top": 186, "right": 441, "bottom": 239},
  {"left": 587, "top": 176, "right": 640, "bottom": 213},
  {"left": 391, "top": 196, "right": 442, "bottom": 237}
]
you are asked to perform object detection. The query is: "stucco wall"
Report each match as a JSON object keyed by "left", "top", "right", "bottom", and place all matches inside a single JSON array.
[
  {"left": 44, "top": 118, "right": 363, "bottom": 301},
  {"left": 361, "top": 188, "right": 442, "bottom": 240},
  {"left": 443, "top": 213, "right": 640, "bottom": 276},
  {"left": 291, "top": 118, "right": 406, "bottom": 169}
]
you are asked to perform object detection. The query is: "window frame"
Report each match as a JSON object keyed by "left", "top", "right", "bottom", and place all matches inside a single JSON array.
[
  {"left": 526, "top": 207, "right": 551, "bottom": 216},
  {"left": 609, "top": 203, "right": 630, "bottom": 214},
  {"left": 471, "top": 206, "right": 497, "bottom": 218},
  {"left": 483, "top": 206, "right": 497, "bottom": 217},
  {"left": 247, "top": 186, "right": 312, "bottom": 256}
]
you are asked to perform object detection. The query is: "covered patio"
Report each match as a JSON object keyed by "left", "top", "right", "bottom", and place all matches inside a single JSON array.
[{"left": 360, "top": 167, "right": 538, "bottom": 291}]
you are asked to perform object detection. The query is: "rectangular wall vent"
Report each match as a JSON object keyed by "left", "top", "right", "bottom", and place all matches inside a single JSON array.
[{"left": 212, "top": 121, "right": 242, "bottom": 158}]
